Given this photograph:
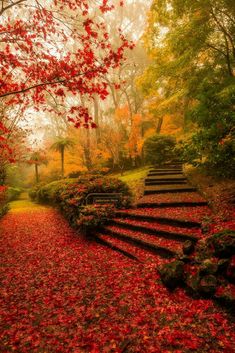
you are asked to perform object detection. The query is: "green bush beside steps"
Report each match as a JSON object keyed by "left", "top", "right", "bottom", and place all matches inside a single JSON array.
[{"left": 29, "top": 175, "right": 132, "bottom": 230}]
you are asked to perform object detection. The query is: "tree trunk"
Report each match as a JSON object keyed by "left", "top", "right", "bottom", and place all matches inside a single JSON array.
[
  {"left": 84, "top": 129, "right": 92, "bottom": 170},
  {"left": 0, "top": 165, "right": 6, "bottom": 185},
  {"left": 93, "top": 95, "right": 101, "bottom": 144},
  {"left": 156, "top": 117, "right": 163, "bottom": 133},
  {"left": 61, "top": 147, "right": 65, "bottom": 177},
  {"left": 35, "top": 164, "right": 39, "bottom": 183}
]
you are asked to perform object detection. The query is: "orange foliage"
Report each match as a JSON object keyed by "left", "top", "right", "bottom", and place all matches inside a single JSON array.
[{"left": 161, "top": 114, "right": 184, "bottom": 136}]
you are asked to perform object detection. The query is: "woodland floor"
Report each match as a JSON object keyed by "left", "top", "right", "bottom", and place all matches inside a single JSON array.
[{"left": 0, "top": 192, "right": 235, "bottom": 352}]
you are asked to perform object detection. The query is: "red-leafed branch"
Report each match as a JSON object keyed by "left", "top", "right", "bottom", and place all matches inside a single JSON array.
[{"left": 0, "top": 68, "right": 102, "bottom": 99}]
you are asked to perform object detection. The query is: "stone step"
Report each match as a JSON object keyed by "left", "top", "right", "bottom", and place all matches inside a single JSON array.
[
  {"left": 129, "top": 206, "right": 211, "bottom": 222},
  {"left": 148, "top": 171, "right": 184, "bottom": 176},
  {"left": 154, "top": 162, "right": 183, "bottom": 167},
  {"left": 115, "top": 210, "right": 202, "bottom": 228},
  {"left": 139, "top": 192, "right": 207, "bottom": 205},
  {"left": 145, "top": 180, "right": 187, "bottom": 186},
  {"left": 93, "top": 234, "right": 140, "bottom": 261},
  {"left": 102, "top": 225, "right": 180, "bottom": 258},
  {"left": 94, "top": 234, "right": 166, "bottom": 263},
  {"left": 150, "top": 168, "right": 183, "bottom": 173},
  {"left": 137, "top": 201, "right": 208, "bottom": 208},
  {"left": 110, "top": 218, "right": 199, "bottom": 242},
  {"left": 145, "top": 178, "right": 187, "bottom": 183},
  {"left": 146, "top": 174, "right": 186, "bottom": 180},
  {"left": 144, "top": 186, "right": 197, "bottom": 195}
]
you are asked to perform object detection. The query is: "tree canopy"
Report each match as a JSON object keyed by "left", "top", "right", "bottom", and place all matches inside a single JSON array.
[{"left": 139, "top": 0, "right": 235, "bottom": 176}]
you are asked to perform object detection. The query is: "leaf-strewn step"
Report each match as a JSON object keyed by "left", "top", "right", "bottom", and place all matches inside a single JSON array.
[
  {"left": 153, "top": 162, "right": 183, "bottom": 167},
  {"left": 144, "top": 186, "right": 197, "bottom": 195},
  {"left": 146, "top": 174, "right": 186, "bottom": 180},
  {"left": 111, "top": 218, "right": 199, "bottom": 242},
  {"left": 131, "top": 206, "right": 212, "bottom": 223},
  {"left": 93, "top": 234, "right": 140, "bottom": 261},
  {"left": 145, "top": 180, "right": 187, "bottom": 186},
  {"left": 149, "top": 168, "right": 183, "bottom": 173},
  {"left": 139, "top": 192, "right": 206, "bottom": 204},
  {"left": 148, "top": 171, "right": 184, "bottom": 176},
  {"left": 115, "top": 210, "right": 202, "bottom": 228},
  {"left": 138, "top": 201, "right": 208, "bottom": 208},
  {"left": 103, "top": 225, "right": 182, "bottom": 257},
  {"left": 95, "top": 234, "right": 169, "bottom": 264},
  {"left": 145, "top": 176, "right": 187, "bottom": 182}
]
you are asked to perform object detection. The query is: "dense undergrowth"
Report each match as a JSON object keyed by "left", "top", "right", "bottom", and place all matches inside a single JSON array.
[
  {"left": 185, "top": 166, "right": 235, "bottom": 219},
  {"left": 29, "top": 176, "right": 132, "bottom": 229},
  {"left": 0, "top": 185, "right": 9, "bottom": 219}
]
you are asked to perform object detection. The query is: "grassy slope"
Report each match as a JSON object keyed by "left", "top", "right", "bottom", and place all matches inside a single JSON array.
[
  {"left": 110, "top": 167, "right": 149, "bottom": 204},
  {"left": 9, "top": 191, "right": 48, "bottom": 213}
]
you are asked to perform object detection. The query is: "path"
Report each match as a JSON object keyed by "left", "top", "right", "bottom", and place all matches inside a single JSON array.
[{"left": 0, "top": 192, "right": 235, "bottom": 352}]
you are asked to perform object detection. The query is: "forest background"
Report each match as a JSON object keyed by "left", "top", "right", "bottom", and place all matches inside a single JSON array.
[{"left": 0, "top": 0, "right": 234, "bottom": 190}]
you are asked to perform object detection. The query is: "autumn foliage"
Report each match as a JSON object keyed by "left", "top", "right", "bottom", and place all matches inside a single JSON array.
[
  {"left": 0, "top": 0, "right": 133, "bottom": 161},
  {"left": 0, "top": 208, "right": 235, "bottom": 352}
]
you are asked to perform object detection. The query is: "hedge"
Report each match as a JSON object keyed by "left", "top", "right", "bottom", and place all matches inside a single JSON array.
[
  {"left": 7, "top": 187, "right": 22, "bottom": 202},
  {"left": 29, "top": 175, "right": 132, "bottom": 229},
  {"left": 0, "top": 185, "right": 9, "bottom": 218}
]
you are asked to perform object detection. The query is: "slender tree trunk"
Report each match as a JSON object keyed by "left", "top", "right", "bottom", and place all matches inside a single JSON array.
[
  {"left": 35, "top": 164, "right": 39, "bottom": 183},
  {"left": 156, "top": 117, "right": 163, "bottom": 133},
  {"left": 61, "top": 147, "right": 65, "bottom": 177},
  {"left": 84, "top": 129, "right": 92, "bottom": 170},
  {"left": 0, "top": 163, "right": 6, "bottom": 185},
  {"left": 93, "top": 95, "right": 101, "bottom": 144}
]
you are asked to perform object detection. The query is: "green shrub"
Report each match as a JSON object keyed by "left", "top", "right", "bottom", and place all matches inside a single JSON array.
[
  {"left": 177, "top": 129, "right": 235, "bottom": 178},
  {"left": 68, "top": 168, "right": 110, "bottom": 179},
  {"left": 143, "top": 134, "right": 177, "bottom": 165},
  {"left": 0, "top": 203, "right": 9, "bottom": 218},
  {"left": 7, "top": 187, "right": 22, "bottom": 201},
  {"left": 29, "top": 176, "right": 132, "bottom": 228},
  {"left": 0, "top": 185, "right": 9, "bottom": 218},
  {"left": 67, "top": 171, "right": 82, "bottom": 178},
  {"left": 28, "top": 182, "right": 47, "bottom": 201},
  {"left": 77, "top": 204, "right": 115, "bottom": 230}
]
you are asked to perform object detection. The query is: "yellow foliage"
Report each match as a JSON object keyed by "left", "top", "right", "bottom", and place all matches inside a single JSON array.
[{"left": 161, "top": 114, "right": 184, "bottom": 135}]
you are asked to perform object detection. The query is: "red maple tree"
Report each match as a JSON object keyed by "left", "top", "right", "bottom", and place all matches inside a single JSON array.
[{"left": 0, "top": 0, "right": 133, "bottom": 161}]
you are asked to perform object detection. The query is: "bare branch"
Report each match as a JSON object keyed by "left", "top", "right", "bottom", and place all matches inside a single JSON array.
[{"left": 0, "top": 0, "right": 27, "bottom": 16}]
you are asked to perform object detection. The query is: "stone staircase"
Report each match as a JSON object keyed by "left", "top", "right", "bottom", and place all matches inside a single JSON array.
[{"left": 94, "top": 163, "right": 211, "bottom": 262}]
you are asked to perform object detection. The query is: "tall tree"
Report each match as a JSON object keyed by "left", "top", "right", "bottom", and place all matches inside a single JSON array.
[
  {"left": 29, "top": 151, "right": 48, "bottom": 183},
  {"left": 50, "top": 137, "right": 75, "bottom": 177}
]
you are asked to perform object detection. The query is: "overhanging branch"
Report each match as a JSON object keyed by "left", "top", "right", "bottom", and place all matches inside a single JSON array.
[{"left": 0, "top": 68, "right": 102, "bottom": 99}]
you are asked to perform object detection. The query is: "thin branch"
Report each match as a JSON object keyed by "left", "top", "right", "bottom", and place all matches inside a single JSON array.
[
  {"left": 210, "top": 8, "right": 235, "bottom": 61},
  {"left": 206, "top": 42, "right": 228, "bottom": 58},
  {"left": 0, "top": 0, "right": 27, "bottom": 16},
  {"left": 0, "top": 68, "right": 102, "bottom": 99}
]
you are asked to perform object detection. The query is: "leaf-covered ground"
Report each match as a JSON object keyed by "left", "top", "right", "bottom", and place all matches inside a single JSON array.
[{"left": 0, "top": 205, "right": 235, "bottom": 353}]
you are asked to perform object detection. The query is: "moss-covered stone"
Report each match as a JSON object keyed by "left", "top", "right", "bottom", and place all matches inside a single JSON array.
[
  {"left": 158, "top": 260, "right": 185, "bottom": 289},
  {"left": 199, "top": 275, "right": 217, "bottom": 295},
  {"left": 183, "top": 240, "right": 194, "bottom": 255},
  {"left": 217, "top": 258, "right": 230, "bottom": 274},
  {"left": 159, "top": 228, "right": 235, "bottom": 304},
  {"left": 199, "top": 259, "right": 218, "bottom": 275},
  {"left": 226, "top": 256, "right": 235, "bottom": 283},
  {"left": 195, "top": 239, "right": 214, "bottom": 262},
  {"left": 186, "top": 271, "right": 201, "bottom": 292},
  {"left": 215, "top": 284, "right": 235, "bottom": 308},
  {"left": 209, "top": 230, "right": 235, "bottom": 258}
]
